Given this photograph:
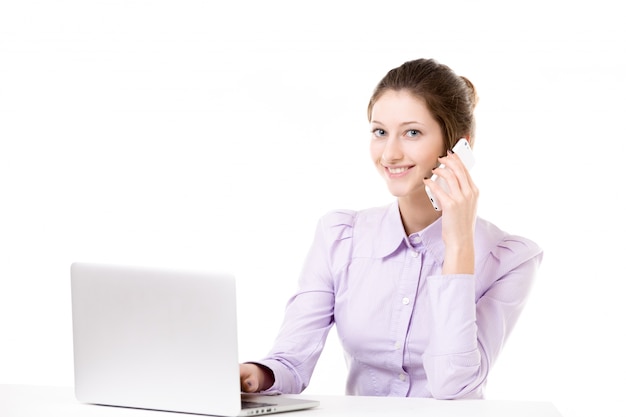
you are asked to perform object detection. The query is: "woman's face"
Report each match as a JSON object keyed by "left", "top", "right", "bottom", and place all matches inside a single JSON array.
[{"left": 369, "top": 89, "right": 445, "bottom": 201}]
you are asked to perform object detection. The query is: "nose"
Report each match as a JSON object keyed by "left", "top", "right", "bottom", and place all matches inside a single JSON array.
[{"left": 382, "top": 136, "right": 403, "bottom": 164}]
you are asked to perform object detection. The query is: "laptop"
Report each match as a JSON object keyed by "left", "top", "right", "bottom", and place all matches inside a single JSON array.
[{"left": 70, "top": 262, "right": 319, "bottom": 416}]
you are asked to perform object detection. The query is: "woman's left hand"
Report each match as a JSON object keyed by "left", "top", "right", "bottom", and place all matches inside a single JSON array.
[{"left": 423, "top": 150, "right": 479, "bottom": 273}]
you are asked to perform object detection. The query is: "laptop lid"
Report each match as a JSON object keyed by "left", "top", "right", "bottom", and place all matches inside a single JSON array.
[{"left": 70, "top": 262, "right": 318, "bottom": 416}]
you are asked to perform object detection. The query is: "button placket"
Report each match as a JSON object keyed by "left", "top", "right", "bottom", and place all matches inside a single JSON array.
[{"left": 387, "top": 242, "right": 423, "bottom": 395}]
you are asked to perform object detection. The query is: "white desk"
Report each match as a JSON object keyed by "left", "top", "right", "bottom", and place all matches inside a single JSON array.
[{"left": 1, "top": 384, "right": 563, "bottom": 417}]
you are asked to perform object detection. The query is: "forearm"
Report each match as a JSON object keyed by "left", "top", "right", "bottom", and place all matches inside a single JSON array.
[
  {"left": 423, "top": 249, "right": 542, "bottom": 399},
  {"left": 442, "top": 241, "right": 475, "bottom": 275},
  {"left": 422, "top": 274, "right": 483, "bottom": 399},
  {"left": 254, "top": 290, "right": 335, "bottom": 394}
]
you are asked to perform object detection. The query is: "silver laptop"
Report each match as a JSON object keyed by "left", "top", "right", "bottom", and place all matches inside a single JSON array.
[{"left": 70, "top": 262, "right": 319, "bottom": 416}]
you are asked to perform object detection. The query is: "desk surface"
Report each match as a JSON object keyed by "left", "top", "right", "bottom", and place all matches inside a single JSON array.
[{"left": 1, "top": 384, "right": 563, "bottom": 417}]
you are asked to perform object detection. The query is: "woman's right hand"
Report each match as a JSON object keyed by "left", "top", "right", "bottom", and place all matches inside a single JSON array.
[{"left": 239, "top": 363, "right": 274, "bottom": 393}]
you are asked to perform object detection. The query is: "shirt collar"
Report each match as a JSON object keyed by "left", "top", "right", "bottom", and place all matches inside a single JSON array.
[
  {"left": 367, "top": 200, "right": 445, "bottom": 262},
  {"left": 411, "top": 214, "right": 446, "bottom": 264}
]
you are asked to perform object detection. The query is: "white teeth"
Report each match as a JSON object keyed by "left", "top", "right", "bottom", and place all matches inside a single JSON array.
[{"left": 388, "top": 167, "right": 408, "bottom": 174}]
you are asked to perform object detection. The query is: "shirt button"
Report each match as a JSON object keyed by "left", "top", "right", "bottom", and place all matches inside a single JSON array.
[
  {"left": 394, "top": 341, "right": 402, "bottom": 350},
  {"left": 411, "top": 251, "right": 419, "bottom": 258},
  {"left": 402, "top": 297, "right": 410, "bottom": 305},
  {"left": 399, "top": 373, "right": 406, "bottom": 381}
]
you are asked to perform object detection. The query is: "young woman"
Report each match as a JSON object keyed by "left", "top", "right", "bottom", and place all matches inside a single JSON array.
[{"left": 239, "top": 58, "right": 543, "bottom": 399}]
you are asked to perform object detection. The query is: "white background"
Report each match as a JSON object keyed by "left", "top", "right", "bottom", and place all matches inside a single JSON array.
[{"left": 1, "top": 1, "right": 624, "bottom": 417}]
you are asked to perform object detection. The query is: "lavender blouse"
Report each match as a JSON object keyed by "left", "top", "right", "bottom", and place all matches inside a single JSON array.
[{"left": 255, "top": 200, "right": 543, "bottom": 399}]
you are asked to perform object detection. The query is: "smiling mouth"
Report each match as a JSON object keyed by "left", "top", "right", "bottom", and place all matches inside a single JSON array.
[{"left": 387, "top": 166, "right": 412, "bottom": 175}]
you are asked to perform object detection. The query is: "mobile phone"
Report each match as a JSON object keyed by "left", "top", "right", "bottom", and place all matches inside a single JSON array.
[{"left": 425, "top": 138, "right": 475, "bottom": 211}]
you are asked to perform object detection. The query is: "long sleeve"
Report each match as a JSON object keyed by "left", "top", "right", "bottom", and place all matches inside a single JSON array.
[
  {"left": 254, "top": 210, "right": 356, "bottom": 394},
  {"left": 422, "top": 236, "right": 543, "bottom": 399}
]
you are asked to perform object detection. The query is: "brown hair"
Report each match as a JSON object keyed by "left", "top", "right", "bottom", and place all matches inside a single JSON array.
[{"left": 367, "top": 58, "right": 479, "bottom": 151}]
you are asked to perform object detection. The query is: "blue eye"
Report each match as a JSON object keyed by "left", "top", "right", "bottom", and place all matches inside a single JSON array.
[
  {"left": 406, "top": 129, "right": 420, "bottom": 138},
  {"left": 372, "top": 128, "right": 386, "bottom": 137}
]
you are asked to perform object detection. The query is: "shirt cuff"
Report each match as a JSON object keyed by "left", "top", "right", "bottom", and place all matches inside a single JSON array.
[
  {"left": 425, "top": 274, "right": 477, "bottom": 354},
  {"left": 254, "top": 358, "right": 303, "bottom": 395}
]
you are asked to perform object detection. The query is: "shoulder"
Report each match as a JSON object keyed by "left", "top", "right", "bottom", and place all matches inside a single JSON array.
[
  {"left": 317, "top": 203, "right": 404, "bottom": 261},
  {"left": 317, "top": 205, "right": 390, "bottom": 237},
  {"left": 474, "top": 217, "right": 544, "bottom": 272}
]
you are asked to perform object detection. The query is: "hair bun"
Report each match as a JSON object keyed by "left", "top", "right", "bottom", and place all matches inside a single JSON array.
[{"left": 460, "top": 76, "right": 479, "bottom": 110}]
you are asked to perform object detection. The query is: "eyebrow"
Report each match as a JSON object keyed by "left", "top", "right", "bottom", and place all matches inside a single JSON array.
[{"left": 371, "top": 120, "right": 426, "bottom": 127}]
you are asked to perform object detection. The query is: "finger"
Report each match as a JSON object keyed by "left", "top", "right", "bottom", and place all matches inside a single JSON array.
[
  {"left": 241, "top": 376, "right": 259, "bottom": 393},
  {"left": 435, "top": 152, "right": 472, "bottom": 196},
  {"left": 446, "top": 151, "right": 479, "bottom": 201},
  {"left": 239, "top": 364, "right": 260, "bottom": 393},
  {"left": 424, "top": 176, "right": 453, "bottom": 210},
  {"left": 426, "top": 163, "right": 473, "bottom": 211},
  {"left": 431, "top": 158, "right": 459, "bottom": 194},
  {"left": 438, "top": 152, "right": 464, "bottom": 177}
]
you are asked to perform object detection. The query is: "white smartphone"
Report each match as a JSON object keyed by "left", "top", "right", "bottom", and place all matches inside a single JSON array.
[{"left": 425, "top": 138, "right": 475, "bottom": 211}]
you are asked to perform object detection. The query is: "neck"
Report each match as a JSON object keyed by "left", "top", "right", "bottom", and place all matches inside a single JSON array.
[{"left": 397, "top": 195, "right": 441, "bottom": 235}]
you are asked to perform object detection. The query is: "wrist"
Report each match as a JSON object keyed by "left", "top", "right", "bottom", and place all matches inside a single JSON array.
[
  {"left": 256, "top": 364, "right": 275, "bottom": 391},
  {"left": 442, "top": 243, "right": 475, "bottom": 275}
]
